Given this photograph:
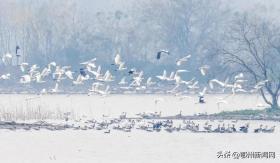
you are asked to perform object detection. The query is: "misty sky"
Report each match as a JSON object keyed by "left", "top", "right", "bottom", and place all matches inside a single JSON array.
[
  {"left": 79, "top": 0, "right": 280, "bottom": 11},
  {"left": 83, "top": 0, "right": 280, "bottom": 21}
]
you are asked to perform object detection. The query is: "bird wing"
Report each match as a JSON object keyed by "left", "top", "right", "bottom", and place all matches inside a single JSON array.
[
  {"left": 119, "top": 77, "right": 126, "bottom": 85},
  {"left": 146, "top": 77, "right": 152, "bottom": 84},
  {"left": 49, "top": 62, "right": 56, "bottom": 67},
  {"left": 115, "top": 54, "right": 121, "bottom": 65},
  {"left": 156, "top": 52, "right": 161, "bottom": 59},
  {"left": 180, "top": 55, "right": 191, "bottom": 61},
  {"left": 202, "top": 87, "right": 207, "bottom": 94},
  {"left": 65, "top": 71, "right": 74, "bottom": 80},
  {"left": 200, "top": 68, "right": 205, "bottom": 76},
  {"left": 54, "top": 83, "right": 59, "bottom": 90},
  {"left": 20, "top": 65, "right": 25, "bottom": 72},
  {"left": 163, "top": 70, "right": 167, "bottom": 77},
  {"left": 169, "top": 72, "right": 175, "bottom": 79},
  {"left": 210, "top": 79, "right": 225, "bottom": 87},
  {"left": 176, "top": 69, "right": 188, "bottom": 73},
  {"left": 176, "top": 60, "right": 182, "bottom": 66}
]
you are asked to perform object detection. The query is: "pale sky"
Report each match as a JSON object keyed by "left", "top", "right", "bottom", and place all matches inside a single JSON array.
[{"left": 85, "top": 0, "right": 280, "bottom": 11}]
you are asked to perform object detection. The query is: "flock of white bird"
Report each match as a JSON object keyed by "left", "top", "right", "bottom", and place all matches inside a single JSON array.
[{"left": 0, "top": 51, "right": 269, "bottom": 106}]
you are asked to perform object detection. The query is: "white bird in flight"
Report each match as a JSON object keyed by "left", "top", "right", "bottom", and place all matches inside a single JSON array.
[
  {"left": 20, "top": 74, "right": 32, "bottom": 84},
  {"left": 176, "top": 55, "right": 191, "bottom": 66},
  {"left": 50, "top": 82, "right": 59, "bottom": 93},
  {"left": 19, "top": 63, "right": 29, "bottom": 72},
  {"left": 130, "top": 71, "right": 144, "bottom": 87},
  {"left": 2, "top": 53, "right": 12, "bottom": 65},
  {"left": 156, "top": 70, "right": 168, "bottom": 81},
  {"left": 114, "top": 54, "right": 122, "bottom": 65},
  {"left": 0, "top": 73, "right": 11, "bottom": 80},
  {"left": 146, "top": 77, "right": 156, "bottom": 86},
  {"left": 199, "top": 87, "right": 207, "bottom": 97},
  {"left": 234, "top": 73, "right": 244, "bottom": 80},
  {"left": 254, "top": 80, "right": 269, "bottom": 90},
  {"left": 118, "top": 62, "right": 127, "bottom": 71},
  {"left": 65, "top": 70, "right": 74, "bottom": 80},
  {"left": 80, "top": 58, "right": 97, "bottom": 68},
  {"left": 174, "top": 70, "right": 189, "bottom": 85},
  {"left": 199, "top": 65, "right": 210, "bottom": 76},
  {"left": 119, "top": 77, "right": 128, "bottom": 85}
]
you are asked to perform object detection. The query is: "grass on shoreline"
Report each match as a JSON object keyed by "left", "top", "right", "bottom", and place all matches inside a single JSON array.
[{"left": 213, "top": 108, "right": 280, "bottom": 117}]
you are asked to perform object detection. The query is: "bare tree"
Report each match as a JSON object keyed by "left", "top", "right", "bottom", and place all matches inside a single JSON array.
[{"left": 220, "top": 13, "right": 280, "bottom": 110}]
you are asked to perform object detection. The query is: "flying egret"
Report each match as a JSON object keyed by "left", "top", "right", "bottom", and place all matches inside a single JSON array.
[
  {"left": 235, "top": 88, "right": 247, "bottom": 93},
  {"left": 209, "top": 79, "right": 227, "bottom": 88},
  {"left": 199, "top": 87, "right": 207, "bottom": 97},
  {"left": 34, "top": 73, "right": 45, "bottom": 83},
  {"left": 90, "top": 65, "right": 102, "bottom": 79},
  {"left": 65, "top": 70, "right": 74, "bottom": 80},
  {"left": 253, "top": 80, "right": 269, "bottom": 90},
  {"left": 41, "top": 67, "right": 51, "bottom": 79},
  {"left": 176, "top": 55, "right": 191, "bottom": 66},
  {"left": 81, "top": 58, "right": 97, "bottom": 76},
  {"left": 166, "top": 72, "right": 175, "bottom": 81},
  {"left": 52, "top": 66, "right": 68, "bottom": 82},
  {"left": 156, "top": 50, "right": 170, "bottom": 60},
  {"left": 40, "top": 62, "right": 56, "bottom": 78},
  {"left": 49, "top": 62, "right": 56, "bottom": 67},
  {"left": 156, "top": 70, "right": 167, "bottom": 80},
  {"left": 0, "top": 73, "right": 11, "bottom": 80},
  {"left": 119, "top": 77, "right": 128, "bottom": 85},
  {"left": 118, "top": 62, "right": 127, "bottom": 71},
  {"left": 2, "top": 53, "right": 12, "bottom": 65},
  {"left": 103, "top": 70, "right": 114, "bottom": 82},
  {"left": 88, "top": 82, "right": 104, "bottom": 93},
  {"left": 28, "top": 64, "right": 40, "bottom": 77},
  {"left": 80, "top": 58, "right": 97, "bottom": 67},
  {"left": 146, "top": 77, "right": 156, "bottom": 86},
  {"left": 96, "top": 85, "right": 110, "bottom": 96},
  {"left": 20, "top": 75, "right": 32, "bottom": 84},
  {"left": 19, "top": 63, "right": 29, "bottom": 72},
  {"left": 234, "top": 73, "right": 244, "bottom": 80},
  {"left": 114, "top": 54, "right": 122, "bottom": 65},
  {"left": 174, "top": 70, "right": 189, "bottom": 85},
  {"left": 40, "top": 88, "right": 47, "bottom": 95},
  {"left": 187, "top": 80, "right": 199, "bottom": 89},
  {"left": 130, "top": 71, "right": 144, "bottom": 87},
  {"left": 199, "top": 65, "right": 210, "bottom": 76},
  {"left": 73, "top": 74, "right": 88, "bottom": 85},
  {"left": 50, "top": 82, "right": 59, "bottom": 93},
  {"left": 235, "top": 79, "right": 247, "bottom": 83}
]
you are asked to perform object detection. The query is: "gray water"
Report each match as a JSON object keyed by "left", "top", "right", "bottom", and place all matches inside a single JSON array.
[{"left": 0, "top": 94, "right": 267, "bottom": 120}]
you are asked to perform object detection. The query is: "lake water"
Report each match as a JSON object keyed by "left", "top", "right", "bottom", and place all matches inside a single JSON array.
[
  {"left": 0, "top": 94, "right": 268, "bottom": 120},
  {"left": 0, "top": 128, "right": 279, "bottom": 163},
  {"left": 0, "top": 94, "right": 279, "bottom": 163}
]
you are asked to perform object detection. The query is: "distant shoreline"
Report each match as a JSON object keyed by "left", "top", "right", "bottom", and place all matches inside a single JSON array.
[
  {"left": 125, "top": 109, "right": 280, "bottom": 121},
  {"left": 0, "top": 92, "right": 261, "bottom": 96},
  {"left": 125, "top": 114, "right": 280, "bottom": 121}
]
